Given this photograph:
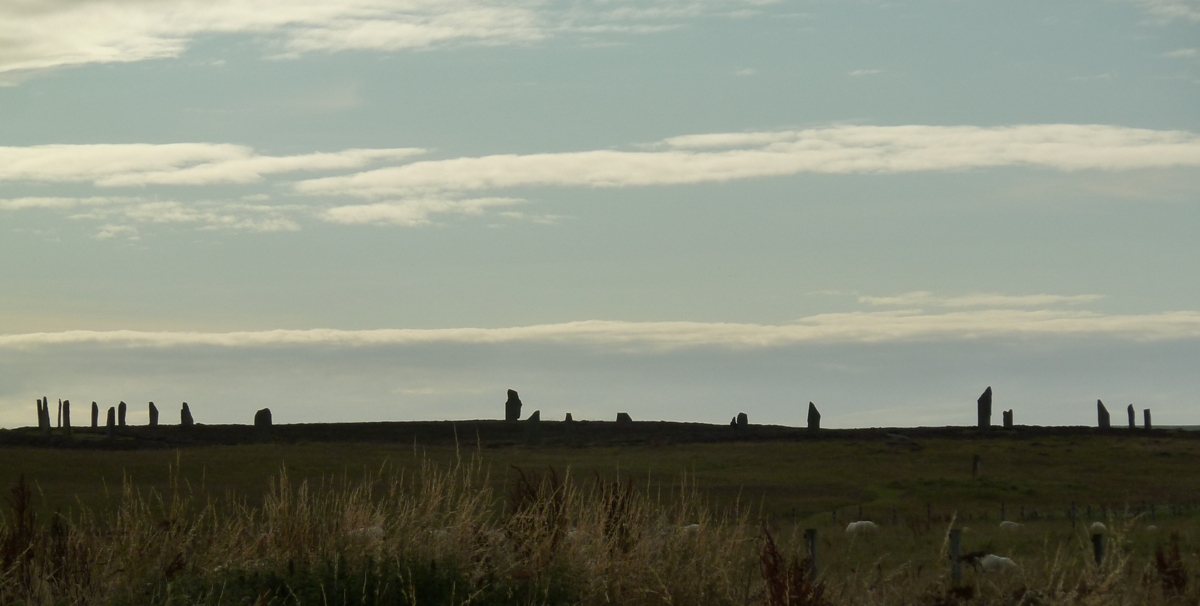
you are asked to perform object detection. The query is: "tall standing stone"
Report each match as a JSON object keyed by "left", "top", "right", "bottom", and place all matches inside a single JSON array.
[
  {"left": 57, "top": 399, "right": 62, "bottom": 428},
  {"left": 62, "top": 400, "right": 71, "bottom": 434},
  {"left": 524, "top": 410, "right": 541, "bottom": 444},
  {"left": 105, "top": 407, "right": 116, "bottom": 439},
  {"left": 807, "top": 402, "right": 821, "bottom": 432},
  {"left": 1002, "top": 409, "right": 1013, "bottom": 429},
  {"left": 736, "top": 412, "right": 748, "bottom": 428},
  {"left": 91, "top": 402, "right": 99, "bottom": 428},
  {"left": 564, "top": 413, "right": 573, "bottom": 422},
  {"left": 254, "top": 408, "right": 272, "bottom": 441},
  {"left": 977, "top": 387, "right": 992, "bottom": 430},
  {"left": 181, "top": 403, "right": 194, "bottom": 428},
  {"left": 149, "top": 402, "right": 159, "bottom": 427},
  {"left": 1144, "top": 409, "right": 1152, "bottom": 430},
  {"left": 1127, "top": 404, "right": 1135, "bottom": 429},
  {"left": 1097, "top": 400, "right": 1110, "bottom": 429},
  {"left": 505, "top": 389, "right": 523, "bottom": 422},
  {"left": 38, "top": 399, "right": 50, "bottom": 435},
  {"left": 118, "top": 401, "right": 127, "bottom": 427}
]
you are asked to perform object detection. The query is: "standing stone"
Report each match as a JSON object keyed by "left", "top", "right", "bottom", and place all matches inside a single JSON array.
[
  {"left": 1002, "top": 409, "right": 1013, "bottom": 429},
  {"left": 1097, "top": 400, "right": 1110, "bottom": 429},
  {"left": 524, "top": 410, "right": 541, "bottom": 444},
  {"left": 38, "top": 399, "right": 50, "bottom": 435},
  {"left": 149, "top": 402, "right": 159, "bottom": 427},
  {"left": 616, "top": 412, "right": 633, "bottom": 424},
  {"left": 730, "top": 417, "right": 737, "bottom": 427},
  {"left": 91, "top": 402, "right": 99, "bottom": 428},
  {"left": 35, "top": 399, "right": 43, "bottom": 430},
  {"left": 736, "top": 412, "right": 748, "bottom": 428},
  {"left": 62, "top": 400, "right": 71, "bottom": 433},
  {"left": 505, "top": 389, "right": 523, "bottom": 422},
  {"left": 254, "top": 408, "right": 272, "bottom": 441},
  {"left": 807, "top": 402, "right": 821, "bottom": 432},
  {"left": 105, "top": 407, "right": 116, "bottom": 439},
  {"left": 977, "top": 387, "right": 993, "bottom": 430},
  {"left": 118, "top": 401, "right": 127, "bottom": 427},
  {"left": 181, "top": 403, "right": 194, "bottom": 428},
  {"left": 57, "top": 399, "right": 62, "bottom": 428},
  {"left": 1127, "top": 404, "right": 1135, "bottom": 429},
  {"left": 1144, "top": 409, "right": 1152, "bottom": 430},
  {"left": 564, "top": 413, "right": 573, "bottom": 422}
]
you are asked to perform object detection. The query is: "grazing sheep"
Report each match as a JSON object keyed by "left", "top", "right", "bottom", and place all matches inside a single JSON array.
[
  {"left": 846, "top": 520, "right": 878, "bottom": 533},
  {"left": 979, "top": 554, "right": 1018, "bottom": 572},
  {"left": 999, "top": 520, "right": 1022, "bottom": 530},
  {"left": 961, "top": 552, "right": 1017, "bottom": 572},
  {"left": 1090, "top": 522, "right": 1107, "bottom": 534}
]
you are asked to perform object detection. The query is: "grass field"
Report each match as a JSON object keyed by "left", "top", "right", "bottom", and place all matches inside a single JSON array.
[
  {"left": 4, "top": 428, "right": 1200, "bottom": 520},
  {"left": 4, "top": 426, "right": 1200, "bottom": 604}
]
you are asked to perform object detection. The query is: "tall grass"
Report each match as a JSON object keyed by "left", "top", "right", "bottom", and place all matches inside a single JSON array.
[{"left": 2, "top": 453, "right": 1198, "bottom": 605}]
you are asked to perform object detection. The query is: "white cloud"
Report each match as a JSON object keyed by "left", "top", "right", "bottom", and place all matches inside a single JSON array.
[
  {"left": 4, "top": 309, "right": 1200, "bottom": 350},
  {"left": 1163, "top": 48, "right": 1199, "bottom": 58},
  {"left": 321, "top": 197, "right": 522, "bottom": 226},
  {"left": 0, "top": 144, "right": 424, "bottom": 186},
  {"left": 3, "top": 196, "right": 302, "bottom": 234},
  {"left": 0, "top": 0, "right": 764, "bottom": 76},
  {"left": 1131, "top": 0, "right": 1200, "bottom": 22},
  {"left": 859, "top": 291, "right": 1105, "bottom": 308},
  {"left": 296, "top": 124, "right": 1200, "bottom": 198}
]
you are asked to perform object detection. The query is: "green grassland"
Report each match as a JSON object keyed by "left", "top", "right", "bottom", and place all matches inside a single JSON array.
[
  {"left": 4, "top": 426, "right": 1199, "bottom": 522},
  {"left": 4, "top": 425, "right": 1200, "bottom": 605}
]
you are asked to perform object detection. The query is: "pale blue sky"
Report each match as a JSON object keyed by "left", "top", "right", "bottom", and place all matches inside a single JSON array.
[{"left": 1, "top": 0, "right": 1198, "bottom": 428}]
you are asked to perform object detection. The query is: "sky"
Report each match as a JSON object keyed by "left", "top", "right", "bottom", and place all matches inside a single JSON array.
[{"left": 1, "top": 0, "right": 1199, "bottom": 429}]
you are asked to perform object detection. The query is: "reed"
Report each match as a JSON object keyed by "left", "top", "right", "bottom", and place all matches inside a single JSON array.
[{"left": 2, "top": 454, "right": 1198, "bottom": 605}]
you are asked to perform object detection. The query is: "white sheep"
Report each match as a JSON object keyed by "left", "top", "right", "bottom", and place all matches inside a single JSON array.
[
  {"left": 999, "top": 520, "right": 1022, "bottom": 530},
  {"left": 845, "top": 520, "right": 878, "bottom": 533},
  {"left": 978, "top": 554, "right": 1017, "bottom": 572}
]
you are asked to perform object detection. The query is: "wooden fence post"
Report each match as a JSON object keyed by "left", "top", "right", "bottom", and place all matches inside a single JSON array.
[{"left": 950, "top": 528, "right": 962, "bottom": 586}]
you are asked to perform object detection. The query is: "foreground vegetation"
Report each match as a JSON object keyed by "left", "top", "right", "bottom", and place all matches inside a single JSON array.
[{"left": 3, "top": 448, "right": 1200, "bottom": 605}]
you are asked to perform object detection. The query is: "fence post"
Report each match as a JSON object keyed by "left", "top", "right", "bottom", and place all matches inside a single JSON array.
[
  {"left": 1092, "top": 533, "right": 1105, "bottom": 566},
  {"left": 804, "top": 528, "right": 819, "bottom": 582},
  {"left": 950, "top": 528, "right": 962, "bottom": 585}
]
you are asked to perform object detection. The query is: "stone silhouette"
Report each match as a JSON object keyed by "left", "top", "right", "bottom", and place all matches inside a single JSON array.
[
  {"left": 91, "top": 402, "right": 99, "bottom": 428},
  {"left": 736, "top": 412, "right": 748, "bottom": 428},
  {"left": 1127, "top": 404, "right": 1135, "bottom": 429},
  {"left": 1144, "top": 409, "right": 1152, "bottom": 430},
  {"left": 505, "top": 389, "right": 523, "bottom": 422},
  {"left": 181, "top": 403, "right": 194, "bottom": 428},
  {"left": 977, "top": 387, "right": 992, "bottom": 430},
  {"left": 1002, "top": 409, "right": 1013, "bottom": 429},
  {"left": 730, "top": 417, "right": 737, "bottom": 427},
  {"left": 149, "top": 402, "right": 159, "bottom": 427},
  {"left": 807, "top": 402, "right": 821, "bottom": 432},
  {"left": 57, "top": 399, "right": 62, "bottom": 428},
  {"left": 1097, "top": 400, "right": 1110, "bottom": 428},
  {"left": 254, "top": 408, "right": 272, "bottom": 441},
  {"left": 118, "top": 401, "right": 127, "bottom": 427},
  {"left": 62, "top": 400, "right": 71, "bottom": 434},
  {"left": 616, "top": 412, "right": 633, "bottom": 424},
  {"left": 105, "top": 407, "right": 116, "bottom": 439},
  {"left": 524, "top": 410, "right": 542, "bottom": 444},
  {"left": 564, "top": 413, "right": 573, "bottom": 422},
  {"left": 36, "top": 399, "right": 49, "bottom": 434}
]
